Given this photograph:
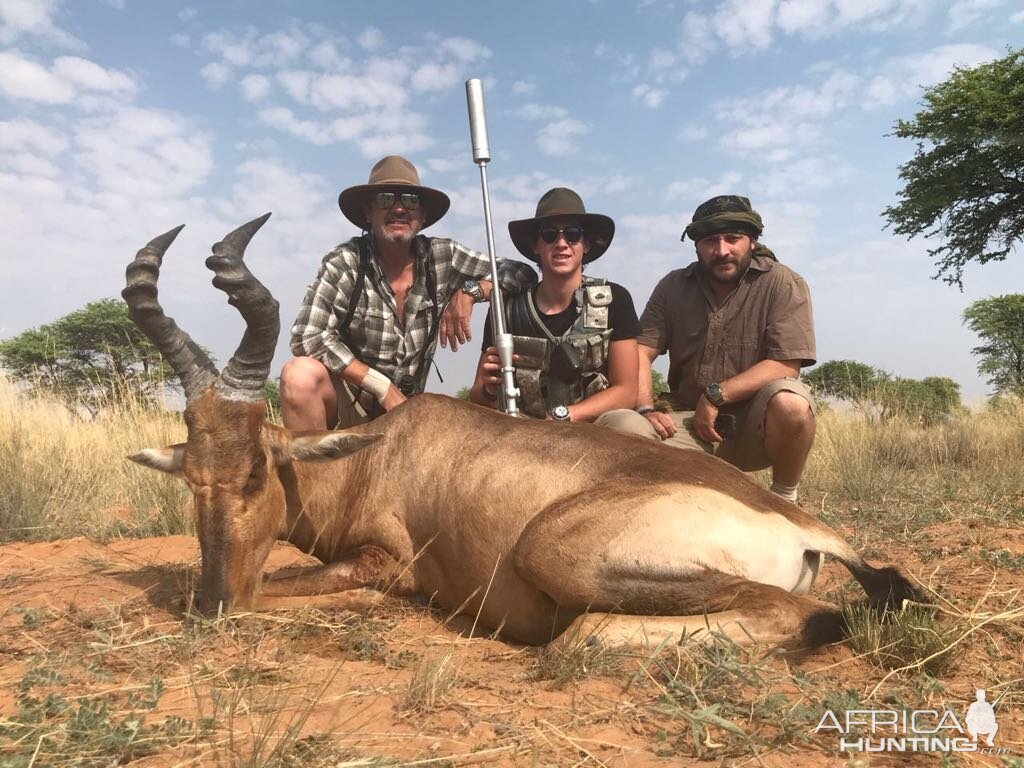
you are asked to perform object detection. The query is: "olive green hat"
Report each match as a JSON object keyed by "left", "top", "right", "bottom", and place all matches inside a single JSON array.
[
  {"left": 682, "top": 195, "right": 764, "bottom": 242},
  {"left": 507, "top": 187, "right": 615, "bottom": 264},
  {"left": 338, "top": 155, "right": 450, "bottom": 231}
]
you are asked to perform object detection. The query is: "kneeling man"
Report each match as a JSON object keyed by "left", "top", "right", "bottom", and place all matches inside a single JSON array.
[{"left": 631, "top": 195, "right": 817, "bottom": 502}]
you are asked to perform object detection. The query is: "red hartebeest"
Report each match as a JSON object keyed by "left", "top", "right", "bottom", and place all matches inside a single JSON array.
[{"left": 124, "top": 216, "right": 917, "bottom": 648}]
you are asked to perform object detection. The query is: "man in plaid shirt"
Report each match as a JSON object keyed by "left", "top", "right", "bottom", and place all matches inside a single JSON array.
[{"left": 282, "top": 155, "right": 536, "bottom": 429}]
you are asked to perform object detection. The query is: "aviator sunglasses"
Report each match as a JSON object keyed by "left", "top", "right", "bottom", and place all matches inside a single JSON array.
[
  {"left": 374, "top": 191, "right": 421, "bottom": 210},
  {"left": 538, "top": 226, "right": 584, "bottom": 245}
]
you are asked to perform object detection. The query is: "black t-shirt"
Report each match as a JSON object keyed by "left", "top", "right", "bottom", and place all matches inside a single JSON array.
[{"left": 481, "top": 282, "right": 640, "bottom": 349}]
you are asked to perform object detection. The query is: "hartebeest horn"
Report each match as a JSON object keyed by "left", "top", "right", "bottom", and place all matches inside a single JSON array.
[
  {"left": 205, "top": 213, "right": 279, "bottom": 399},
  {"left": 123, "top": 225, "right": 219, "bottom": 401}
]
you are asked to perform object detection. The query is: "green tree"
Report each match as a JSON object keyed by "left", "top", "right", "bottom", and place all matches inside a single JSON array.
[
  {"left": 0, "top": 299, "right": 176, "bottom": 415},
  {"left": 963, "top": 294, "right": 1024, "bottom": 396},
  {"left": 455, "top": 386, "right": 472, "bottom": 400},
  {"left": 803, "top": 360, "right": 886, "bottom": 401},
  {"left": 883, "top": 48, "right": 1024, "bottom": 287},
  {"left": 804, "top": 360, "right": 962, "bottom": 424}
]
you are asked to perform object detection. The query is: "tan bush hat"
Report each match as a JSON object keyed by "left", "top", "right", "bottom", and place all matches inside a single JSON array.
[
  {"left": 507, "top": 187, "right": 615, "bottom": 264},
  {"left": 338, "top": 155, "right": 450, "bottom": 230}
]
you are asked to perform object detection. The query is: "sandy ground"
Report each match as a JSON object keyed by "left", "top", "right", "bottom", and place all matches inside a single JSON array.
[{"left": 0, "top": 525, "right": 1021, "bottom": 766}]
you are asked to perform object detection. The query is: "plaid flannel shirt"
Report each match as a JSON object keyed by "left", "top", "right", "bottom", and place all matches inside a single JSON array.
[{"left": 290, "top": 234, "right": 537, "bottom": 392}]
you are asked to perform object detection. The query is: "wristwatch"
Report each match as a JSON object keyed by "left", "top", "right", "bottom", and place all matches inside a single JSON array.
[
  {"left": 462, "top": 279, "right": 486, "bottom": 303},
  {"left": 704, "top": 382, "right": 726, "bottom": 407},
  {"left": 550, "top": 405, "right": 571, "bottom": 422}
]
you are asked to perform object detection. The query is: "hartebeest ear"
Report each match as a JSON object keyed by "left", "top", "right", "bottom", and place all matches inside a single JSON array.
[
  {"left": 128, "top": 444, "right": 185, "bottom": 476},
  {"left": 273, "top": 433, "right": 383, "bottom": 464}
]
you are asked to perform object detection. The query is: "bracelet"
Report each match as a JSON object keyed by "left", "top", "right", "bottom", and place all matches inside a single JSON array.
[{"left": 635, "top": 405, "right": 655, "bottom": 416}]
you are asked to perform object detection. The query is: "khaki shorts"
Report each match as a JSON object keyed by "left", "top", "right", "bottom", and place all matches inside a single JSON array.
[
  {"left": 333, "top": 377, "right": 383, "bottom": 428},
  {"left": 607, "top": 378, "right": 816, "bottom": 471}
]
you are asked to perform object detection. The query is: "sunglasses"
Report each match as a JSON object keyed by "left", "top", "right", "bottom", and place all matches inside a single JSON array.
[
  {"left": 374, "top": 192, "right": 421, "bottom": 210},
  {"left": 538, "top": 226, "right": 584, "bottom": 245}
]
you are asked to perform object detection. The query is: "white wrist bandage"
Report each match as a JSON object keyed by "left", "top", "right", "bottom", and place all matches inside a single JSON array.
[{"left": 360, "top": 367, "right": 392, "bottom": 404}]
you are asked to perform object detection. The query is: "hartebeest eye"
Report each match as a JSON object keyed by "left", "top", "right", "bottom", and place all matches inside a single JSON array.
[{"left": 243, "top": 458, "right": 266, "bottom": 494}]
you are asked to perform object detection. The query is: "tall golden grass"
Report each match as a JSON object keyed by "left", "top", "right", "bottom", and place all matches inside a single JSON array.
[
  {"left": 0, "top": 376, "right": 189, "bottom": 541},
  {"left": 1, "top": 373, "right": 1022, "bottom": 543}
]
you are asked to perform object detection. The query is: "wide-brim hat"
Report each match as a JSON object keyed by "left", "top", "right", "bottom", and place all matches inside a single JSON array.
[
  {"left": 507, "top": 187, "right": 615, "bottom": 264},
  {"left": 338, "top": 155, "right": 450, "bottom": 231}
]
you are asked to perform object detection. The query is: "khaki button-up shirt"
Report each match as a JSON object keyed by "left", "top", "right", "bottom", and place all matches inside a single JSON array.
[{"left": 638, "top": 254, "right": 815, "bottom": 410}]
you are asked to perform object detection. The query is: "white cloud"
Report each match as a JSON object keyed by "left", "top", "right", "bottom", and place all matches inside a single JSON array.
[
  {"left": 411, "top": 61, "right": 460, "bottom": 92},
  {"left": 512, "top": 80, "right": 534, "bottom": 95},
  {"left": 0, "top": 49, "right": 137, "bottom": 105},
  {"left": 633, "top": 83, "right": 666, "bottom": 108},
  {"left": 861, "top": 43, "right": 999, "bottom": 108},
  {"left": 0, "top": 117, "right": 68, "bottom": 155},
  {"left": 537, "top": 118, "right": 589, "bottom": 156},
  {"left": 0, "top": 49, "right": 75, "bottom": 102},
  {"left": 676, "top": 124, "right": 707, "bottom": 142},
  {"left": 200, "top": 61, "right": 232, "bottom": 89},
  {"left": 170, "top": 32, "right": 190, "bottom": 48},
  {"left": 73, "top": 107, "right": 213, "bottom": 199},
  {"left": 239, "top": 73, "right": 271, "bottom": 101},
  {"left": 358, "top": 26, "right": 384, "bottom": 51},
  {"left": 0, "top": 0, "right": 83, "bottom": 48},
  {"left": 178, "top": 6, "right": 197, "bottom": 21},
  {"left": 516, "top": 103, "right": 568, "bottom": 120},
  {"left": 680, "top": 0, "right": 935, "bottom": 64},
  {"left": 1013, "top": 8, "right": 1024, "bottom": 21},
  {"left": 666, "top": 173, "right": 745, "bottom": 204},
  {"left": 440, "top": 36, "right": 491, "bottom": 63},
  {"left": 947, "top": 0, "right": 1004, "bottom": 31},
  {"left": 308, "top": 40, "right": 349, "bottom": 70},
  {"left": 53, "top": 56, "right": 135, "bottom": 94}
]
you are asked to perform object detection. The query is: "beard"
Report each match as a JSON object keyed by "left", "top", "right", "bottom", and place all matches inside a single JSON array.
[
  {"left": 697, "top": 244, "right": 753, "bottom": 285},
  {"left": 376, "top": 216, "right": 421, "bottom": 243}
]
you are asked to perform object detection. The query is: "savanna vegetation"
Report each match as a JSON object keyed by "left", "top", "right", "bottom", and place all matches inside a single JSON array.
[{"left": 1, "top": 373, "right": 1023, "bottom": 764}]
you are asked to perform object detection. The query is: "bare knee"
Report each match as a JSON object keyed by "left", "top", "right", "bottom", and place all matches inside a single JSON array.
[
  {"left": 765, "top": 391, "right": 814, "bottom": 436},
  {"left": 281, "top": 357, "right": 332, "bottom": 402}
]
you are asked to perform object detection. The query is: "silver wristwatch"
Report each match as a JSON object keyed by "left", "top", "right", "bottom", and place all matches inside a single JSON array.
[
  {"left": 462, "top": 279, "right": 486, "bottom": 303},
  {"left": 550, "top": 405, "right": 571, "bottom": 422}
]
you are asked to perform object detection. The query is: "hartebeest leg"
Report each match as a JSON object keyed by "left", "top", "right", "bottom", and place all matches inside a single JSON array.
[
  {"left": 256, "top": 590, "right": 385, "bottom": 612},
  {"left": 551, "top": 578, "right": 841, "bottom": 651},
  {"left": 259, "top": 545, "right": 415, "bottom": 599}
]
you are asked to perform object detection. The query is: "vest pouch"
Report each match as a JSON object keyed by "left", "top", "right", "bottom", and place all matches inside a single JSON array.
[{"left": 550, "top": 340, "right": 583, "bottom": 383}]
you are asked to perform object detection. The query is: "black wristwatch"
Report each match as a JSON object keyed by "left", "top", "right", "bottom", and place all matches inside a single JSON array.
[
  {"left": 462, "top": 279, "right": 486, "bottom": 303},
  {"left": 704, "top": 382, "right": 726, "bottom": 407},
  {"left": 550, "top": 405, "right": 571, "bottom": 422}
]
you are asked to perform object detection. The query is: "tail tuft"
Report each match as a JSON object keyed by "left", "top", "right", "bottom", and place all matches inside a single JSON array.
[{"left": 851, "top": 565, "right": 924, "bottom": 613}]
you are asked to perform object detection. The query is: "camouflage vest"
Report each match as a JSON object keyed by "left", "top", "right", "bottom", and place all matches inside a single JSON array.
[{"left": 504, "top": 276, "right": 614, "bottom": 419}]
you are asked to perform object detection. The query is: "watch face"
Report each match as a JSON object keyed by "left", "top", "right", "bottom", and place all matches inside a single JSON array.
[{"left": 552, "top": 405, "right": 570, "bottom": 420}]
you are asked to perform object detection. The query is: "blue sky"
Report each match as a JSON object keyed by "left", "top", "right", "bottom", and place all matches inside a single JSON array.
[{"left": 2, "top": 0, "right": 1022, "bottom": 401}]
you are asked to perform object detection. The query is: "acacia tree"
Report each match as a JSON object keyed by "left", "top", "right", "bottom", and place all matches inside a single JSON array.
[
  {"left": 0, "top": 299, "right": 175, "bottom": 415},
  {"left": 884, "top": 47, "right": 1024, "bottom": 287},
  {"left": 963, "top": 294, "right": 1024, "bottom": 397},
  {"left": 804, "top": 360, "right": 962, "bottom": 424}
]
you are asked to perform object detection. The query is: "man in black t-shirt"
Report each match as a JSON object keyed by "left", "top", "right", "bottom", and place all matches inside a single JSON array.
[{"left": 469, "top": 188, "right": 649, "bottom": 433}]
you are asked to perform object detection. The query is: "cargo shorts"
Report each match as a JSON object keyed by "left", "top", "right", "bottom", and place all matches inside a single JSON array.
[{"left": 605, "top": 378, "right": 816, "bottom": 471}]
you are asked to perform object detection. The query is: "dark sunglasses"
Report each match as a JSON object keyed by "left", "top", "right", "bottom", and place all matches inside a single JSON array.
[
  {"left": 538, "top": 226, "right": 584, "bottom": 245},
  {"left": 374, "top": 191, "right": 421, "bottom": 210}
]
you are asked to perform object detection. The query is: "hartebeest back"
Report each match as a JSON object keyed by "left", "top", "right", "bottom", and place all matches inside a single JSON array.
[{"left": 124, "top": 217, "right": 918, "bottom": 648}]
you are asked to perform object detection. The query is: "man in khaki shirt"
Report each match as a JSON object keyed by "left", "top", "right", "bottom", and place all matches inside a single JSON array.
[{"left": 608, "top": 195, "right": 816, "bottom": 502}]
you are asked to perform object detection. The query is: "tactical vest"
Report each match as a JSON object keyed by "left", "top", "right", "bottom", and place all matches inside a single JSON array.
[{"left": 504, "top": 276, "right": 614, "bottom": 419}]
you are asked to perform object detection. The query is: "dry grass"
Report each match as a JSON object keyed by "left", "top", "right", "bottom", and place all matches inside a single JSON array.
[
  {"left": 2, "top": 375, "right": 1024, "bottom": 764},
  {"left": 0, "top": 376, "right": 189, "bottom": 541}
]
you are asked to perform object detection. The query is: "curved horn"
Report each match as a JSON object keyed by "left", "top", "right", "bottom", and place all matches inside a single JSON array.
[
  {"left": 123, "top": 225, "right": 219, "bottom": 401},
  {"left": 205, "top": 213, "right": 280, "bottom": 399}
]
